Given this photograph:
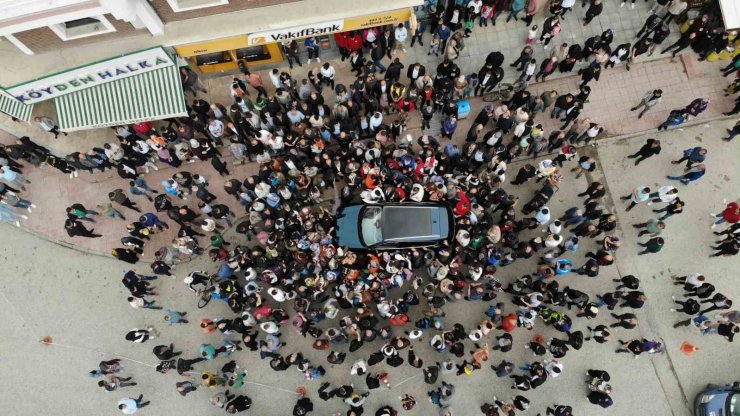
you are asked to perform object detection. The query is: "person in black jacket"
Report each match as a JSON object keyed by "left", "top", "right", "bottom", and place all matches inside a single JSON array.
[
  {"left": 578, "top": 65, "right": 601, "bottom": 87},
  {"left": 627, "top": 138, "right": 662, "bottom": 165},
  {"left": 384, "top": 58, "right": 404, "bottom": 84},
  {"left": 583, "top": 0, "right": 603, "bottom": 26},
  {"left": 559, "top": 100, "right": 582, "bottom": 129},
  {"left": 349, "top": 50, "right": 366, "bottom": 77},
  {"left": 64, "top": 218, "right": 101, "bottom": 238},
  {"left": 406, "top": 63, "right": 426, "bottom": 85},
  {"left": 662, "top": 31, "right": 697, "bottom": 58},
  {"left": 370, "top": 42, "right": 386, "bottom": 73},
  {"left": 225, "top": 395, "right": 252, "bottom": 413},
  {"left": 475, "top": 69, "right": 497, "bottom": 96}
]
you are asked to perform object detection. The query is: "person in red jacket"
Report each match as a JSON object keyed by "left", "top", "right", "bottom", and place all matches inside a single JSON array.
[
  {"left": 334, "top": 32, "right": 350, "bottom": 61},
  {"left": 454, "top": 191, "right": 471, "bottom": 216},
  {"left": 132, "top": 121, "right": 153, "bottom": 136},
  {"left": 711, "top": 201, "right": 740, "bottom": 229},
  {"left": 345, "top": 32, "right": 364, "bottom": 55}
]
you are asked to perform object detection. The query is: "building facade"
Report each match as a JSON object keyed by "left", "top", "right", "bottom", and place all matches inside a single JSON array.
[{"left": 0, "top": 0, "right": 422, "bottom": 131}]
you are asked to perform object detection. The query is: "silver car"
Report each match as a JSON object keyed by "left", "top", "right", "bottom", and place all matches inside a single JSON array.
[{"left": 335, "top": 203, "right": 454, "bottom": 250}]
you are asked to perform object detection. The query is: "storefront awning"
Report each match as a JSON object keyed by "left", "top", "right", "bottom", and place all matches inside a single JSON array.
[
  {"left": 719, "top": 0, "right": 740, "bottom": 30},
  {"left": 54, "top": 64, "right": 187, "bottom": 131},
  {"left": 0, "top": 88, "right": 33, "bottom": 122}
]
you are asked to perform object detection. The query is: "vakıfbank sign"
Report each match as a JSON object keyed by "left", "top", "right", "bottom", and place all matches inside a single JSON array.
[
  {"left": 7, "top": 47, "right": 175, "bottom": 105},
  {"left": 248, "top": 19, "right": 344, "bottom": 45}
]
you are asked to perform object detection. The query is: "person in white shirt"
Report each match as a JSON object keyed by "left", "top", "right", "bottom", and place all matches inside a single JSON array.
[
  {"left": 34, "top": 116, "right": 67, "bottom": 139},
  {"left": 268, "top": 68, "right": 281, "bottom": 89},
  {"left": 649, "top": 185, "right": 678, "bottom": 204},
  {"left": 664, "top": 0, "right": 687, "bottom": 24},
  {"left": 207, "top": 119, "right": 225, "bottom": 140},
  {"left": 536, "top": 207, "right": 551, "bottom": 224},
  {"left": 319, "top": 62, "right": 336, "bottom": 89},
  {"left": 368, "top": 112, "right": 383, "bottom": 131},
  {"left": 544, "top": 359, "right": 563, "bottom": 378},
  {"left": 393, "top": 23, "right": 408, "bottom": 55},
  {"left": 468, "top": 0, "right": 483, "bottom": 14},
  {"left": 520, "top": 59, "right": 537, "bottom": 82}
]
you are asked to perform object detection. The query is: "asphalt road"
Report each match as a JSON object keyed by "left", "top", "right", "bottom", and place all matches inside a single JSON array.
[{"left": 0, "top": 119, "right": 738, "bottom": 416}]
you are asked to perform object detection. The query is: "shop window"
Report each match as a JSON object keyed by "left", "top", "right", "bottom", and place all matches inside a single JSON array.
[
  {"left": 236, "top": 46, "right": 272, "bottom": 63},
  {"left": 167, "top": 0, "right": 229, "bottom": 12},
  {"left": 195, "top": 51, "right": 233, "bottom": 66},
  {"left": 49, "top": 16, "right": 116, "bottom": 41}
]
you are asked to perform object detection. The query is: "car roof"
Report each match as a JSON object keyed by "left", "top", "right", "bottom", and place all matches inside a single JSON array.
[{"left": 381, "top": 206, "right": 436, "bottom": 242}]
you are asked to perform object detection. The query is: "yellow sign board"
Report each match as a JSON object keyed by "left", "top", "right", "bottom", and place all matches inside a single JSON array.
[
  {"left": 175, "top": 35, "right": 248, "bottom": 57},
  {"left": 344, "top": 8, "right": 413, "bottom": 32},
  {"left": 175, "top": 8, "right": 412, "bottom": 52}
]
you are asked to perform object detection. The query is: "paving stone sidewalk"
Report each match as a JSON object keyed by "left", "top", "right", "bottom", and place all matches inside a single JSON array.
[
  {"left": 0, "top": 0, "right": 684, "bottom": 154},
  {"left": 1, "top": 51, "right": 734, "bottom": 261}
]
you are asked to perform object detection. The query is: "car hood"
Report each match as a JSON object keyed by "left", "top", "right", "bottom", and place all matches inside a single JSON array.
[{"left": 335, "top": 205, "right": 364, "bottom": 249}]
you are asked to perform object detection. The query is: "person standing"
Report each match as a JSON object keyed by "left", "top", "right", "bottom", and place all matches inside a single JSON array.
[
  {"left": 0, "top": 166, "right": 31, "bottom": 191},
  {"left": 710, "top": 202, "right": 740, "bottom": 229},
  {"left": 125, "top": 328, "right": 157, "bottom": 343},
  {"left": 164, "top": 310, "right": 189, "bottom": 325},
  {"left": 633, "top": 218, "right": 665, "bottom": 237},
  {"left": 304, "top": 36, "right": 320, "bottom": 63},
  {"left": 128, "top": 296, "right": 162, "bottom": 310},
  {"left": 630, "top": 89, "right": 663, "bottom": 118},
  {"left": 410, "top": 20, "right": 426, "bottom": 46},
  {"left": 180, "top": 67, "right": 208, "bottom": 97},
  {"left": 34, "top": 116, "right": 68, "bottom": 139},
  {"left": 711, "top": 240, "right": 739, "bottom": 257},
  {"left": 407, "top": 62, "right": 426, "bottom": 87},
  {"left": 657, "top": 109, "right": 688, "bottom": 131},
  {"left": 653, "top": 198, "right": 684, "bottom": 220},
  {"left": 243, "top": 71, "right": 267, "bottom": 98},
  {"left": 583, "top": 0, "right": 603, "bottom": 26},
  {"left": 535, "top": 57, "right": 558, "bottom": 82},
  {"left": 627, "top": 138, "right": 661, "bottom": 166},
  {"left": 281, "top": 40, "right": 302, "bottom": 69},
  {"left": 663, "top": 0, "right": 687, "bottom": 24},
  {"left": 118, "top": 395, "right": 149, "bottom": 414},
  {"left": 671, "top": 146, "right": 706, "bottom": 167},
  {"left": 620, "top": 186, "right": 651, "bottom": 211},
  {"left": 109, "top": 189, "right": 141, "bottom": 212},
  {"left": 666, "top": 163, "right": 705, "bottom": 185},
  {"left": 370, "top": 41, "right": 386, "bottom": 73},
  {"left": 176, "top": 381, "right": 197, "bottom": 397},
  {"left": 393, "top": 23, "right": 408, "bottom": 55},
  {"left": 723, "top": 120, "right": 740, "bottom": 141},
  {"left": 64, "top": 218, "right": 101, "bottom": 238},
  {"left": 662, "top": 31, "right": 696, "bottom": 58}
]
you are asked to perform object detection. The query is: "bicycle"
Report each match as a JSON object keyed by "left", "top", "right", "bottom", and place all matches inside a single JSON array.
[
  {"left": 481, "top": 79, "right": 529, "bottom": 102},
  {"left": 196, "top": 286, "right": 214, "bottom": 309},
  {"left": 195, "top": 274, "right": 218, "bottom": 309}
]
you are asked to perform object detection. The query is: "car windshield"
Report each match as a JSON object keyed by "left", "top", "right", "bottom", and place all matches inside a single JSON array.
[
  {"left": 730, "top": 393, "right": 739, "bottom": 416},
  {"left": 361, "top": 206, "right": 383, "bottom": 246}
]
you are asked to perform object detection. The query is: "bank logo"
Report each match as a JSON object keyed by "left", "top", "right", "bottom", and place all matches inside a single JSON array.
[
  {"left": 248, "top": 19, "right": 344, "bottom": 45},
  {"left": 249, "top": 36, "right": 266, "bottom": 45}
]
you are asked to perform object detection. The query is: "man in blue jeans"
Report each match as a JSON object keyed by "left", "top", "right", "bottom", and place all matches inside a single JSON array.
[
  {"left": 370, "top": 42, "right": 386, "bottom": 73},
  {"left": 118, "top": 394, "right": 149, "bottom": 414}
]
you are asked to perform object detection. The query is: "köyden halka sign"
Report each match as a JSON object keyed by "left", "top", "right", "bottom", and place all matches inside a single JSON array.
[{"left": 7, "top": 47, "right": 175, "bottom": 105}]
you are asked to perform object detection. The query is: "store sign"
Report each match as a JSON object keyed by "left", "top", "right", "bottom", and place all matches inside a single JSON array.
[
  {"left": 7, "top": 47, "right": 175, "bottom": 104},
  {"left": 344, "top": 8, "right": 413, "bottom": 31},
  {"left": 248, "top": 19, "right": 344, "bottom": 45}
]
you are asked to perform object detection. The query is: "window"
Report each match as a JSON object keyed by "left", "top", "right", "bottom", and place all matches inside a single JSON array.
[
  {"left": 195, "top": 51, "right": 233, "bottom": 66},
  {"left": 360, "top": 206, "right": 383, "bottom": 247},
  {"left": 49, "top": 16, "right": 116, "bottom": 41},
  {"left": 167, "top": 0, "right": 229, "bottom": 12},
  {"left": 235, "top": 46, "right": 271, "bottom": 62}
]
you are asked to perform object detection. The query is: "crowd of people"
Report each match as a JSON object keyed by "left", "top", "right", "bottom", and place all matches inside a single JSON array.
[{"left": 0, "top": 0, "right": 738, "bottom": 415}]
